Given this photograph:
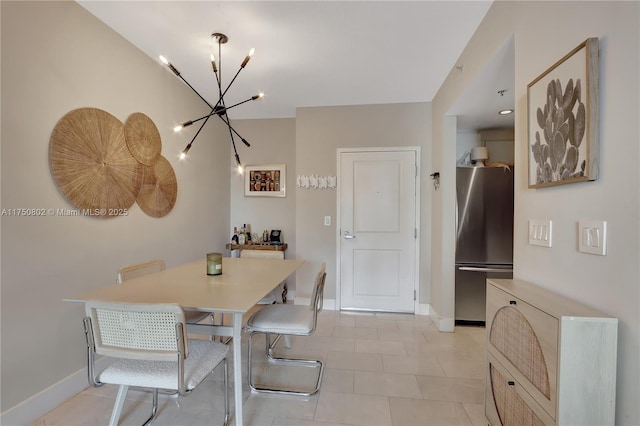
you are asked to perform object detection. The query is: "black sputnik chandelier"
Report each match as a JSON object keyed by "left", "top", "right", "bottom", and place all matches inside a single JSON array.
[{"left": 160, "top": 32, "right": 263, "bottom": 173}]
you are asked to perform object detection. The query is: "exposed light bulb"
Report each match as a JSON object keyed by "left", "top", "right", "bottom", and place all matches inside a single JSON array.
[
  {"left": 237, "top": 164, "right": 244, "bottom": 174},
  {"left": 159, "top": 55, "right": 180, "bottom": 76},
  {"left": 210, "top": 54, "right": 217, "bottom": 72},
  {"left": 174, "top": 120, "right": 193, "bottom": 132},
  {"left": 180, "top": 143, "right": 192, "bottom": 160},
  {"left": 241, "top": 48, "right": 255, "bottom": 68}
]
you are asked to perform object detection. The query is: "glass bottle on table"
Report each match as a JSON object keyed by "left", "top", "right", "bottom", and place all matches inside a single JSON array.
[
  {"left": 238, "top": 226, "right": 246, "bottom": 245},
  {"left": 245, "top": 224, "right": 252, "bottom": 243}
]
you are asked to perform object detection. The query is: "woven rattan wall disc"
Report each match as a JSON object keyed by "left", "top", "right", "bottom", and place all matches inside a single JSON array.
[
  {"left": 136, "top": 155, "right": 177, "bottom": 218},
  {"left": 124, "top": 112, "right": 162, "bottom": 166},
  {"left": 50, "top": 108, "right": 144, "bottom": 218}
]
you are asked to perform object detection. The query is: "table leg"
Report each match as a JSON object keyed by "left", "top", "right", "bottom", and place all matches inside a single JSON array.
[{"left": 232, "top": 312, "right": 244, "bottom": 426}]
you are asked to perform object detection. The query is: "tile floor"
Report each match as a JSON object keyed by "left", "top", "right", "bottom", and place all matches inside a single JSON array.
[{"left": 33, "top": 309, "right": 488, "bottom": 426}]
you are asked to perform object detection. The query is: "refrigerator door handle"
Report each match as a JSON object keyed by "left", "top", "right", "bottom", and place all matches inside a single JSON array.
[{"left": 458, "top": 266, "right": 513, "bottom": 273}]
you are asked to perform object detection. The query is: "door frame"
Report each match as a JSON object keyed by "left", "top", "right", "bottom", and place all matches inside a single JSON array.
[{"left": 336, "top": 146, "right": 421, "bottom": 312}]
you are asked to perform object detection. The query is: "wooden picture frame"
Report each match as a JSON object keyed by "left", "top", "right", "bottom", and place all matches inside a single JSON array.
[
  {"left": 244, "top": 164, "right": 286, "bottom": 197},
  {"left": 527, "top": 38, "right": 599, "bottom": 188}
]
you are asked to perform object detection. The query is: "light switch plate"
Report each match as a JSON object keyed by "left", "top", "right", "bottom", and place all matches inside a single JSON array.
[
  {"left": 324, "top": 216, "right": 331, "bottom": 226},
  {"left": 529, "top": 220, "right": 552, "bottom": 247},
  {"left": 578, "top": 220, "right": 607, "bottom": 255}
]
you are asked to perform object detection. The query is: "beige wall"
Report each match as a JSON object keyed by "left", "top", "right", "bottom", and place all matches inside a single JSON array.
[
  {"left": 4, "top": 1, "right": 638, "bottom": 424},
  {"left": 432, "top": 1, "right": 639, "bottom": 423},
  {"left": 229, "top": 118, "right": 297, "bottom": 289},
  {"left": 295, "top": 103, "right": 432, "bottom": 303},
  {"left": 1, "top": 1, "right": 230, "bottom": 414}
]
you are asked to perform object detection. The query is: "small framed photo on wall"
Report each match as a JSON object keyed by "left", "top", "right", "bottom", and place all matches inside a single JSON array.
[{"left": 244, "top": 164, "right": 286, "bottom": 197}]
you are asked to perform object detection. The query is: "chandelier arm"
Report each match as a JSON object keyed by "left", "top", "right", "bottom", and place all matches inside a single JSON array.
[
  {"left": 176, "top": 73, "right": 216, "bottom": 110},
  {"left": 213, "top": 71, "right": 224, "bottom": 109},
  {"left": 192, "top": 86, "right": 228, "bottom": 125},
  {"left": 183, "top": 114, "right": 213, "bottom": 154},
  {"left": 217, "top": 92, "right": 245, "bottom": 161},
  {"left": 189, "top": 95, "right": 257, "bottom": 123},
  {"left": 182, "top": 100, "right": 227, "bottom": 125},
  {"left": 219, "top": 67, "right": 244, "bottom": 102},
  {"left": 225, "top": 116, "right": 241, "bottom": 165},
  {"left": 212, "top": 49, "right": 224, "bottom": 109},
  {"left": 224, "top": 96, "right": 261, "bottom": 111},
  {"left": 214, "top": 52, "right": 224, "bottom": 102},
  {"left": 170, "top": 69, "right": 228, "bottom": 130},
  {"left": 161, "top": 59, "right": 216, "bottom": 110},
  {"left": 217, "top": 114, "right": 251, "bottom": 147},
  {"left": 217, "top": 36, "right": 223, "bottom": 90},
  {"left": 184, "top": 112, "right": 215, "bottom": 126},
  {"left": 173, "top": 66, "right": 221, "bottom": 126}
]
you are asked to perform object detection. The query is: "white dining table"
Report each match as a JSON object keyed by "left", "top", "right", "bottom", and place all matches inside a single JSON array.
[{"left": 65, "top": 256, "right": 304, "bottom": 426}]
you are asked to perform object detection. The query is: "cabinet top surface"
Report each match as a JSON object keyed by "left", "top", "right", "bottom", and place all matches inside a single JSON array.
[
  {"left": 488, "top": 278, "right": 616, "bottom": 320},
  {"left": 225, "top": 243, "right": 288, "bottom": 251}
]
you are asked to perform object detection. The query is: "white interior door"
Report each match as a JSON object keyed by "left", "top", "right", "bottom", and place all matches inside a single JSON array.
[{"left": 339, "top": 149, "right": 417, "bottom": 312}]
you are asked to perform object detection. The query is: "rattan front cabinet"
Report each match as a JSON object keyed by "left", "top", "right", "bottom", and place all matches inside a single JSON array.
[{"left": 485, "top": 278, "right": 618, "bottom": 426}]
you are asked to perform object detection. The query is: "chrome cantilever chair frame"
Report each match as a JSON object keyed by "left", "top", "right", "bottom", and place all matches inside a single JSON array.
[
  {"left": 239, "top": 249, "right": 292, "bottom": 347},
  {"left": 246, "top": 263, "right": 326, "bottom": 396},
  {"left": 83, "top": 301, "right": 229, "bottom": 426}
]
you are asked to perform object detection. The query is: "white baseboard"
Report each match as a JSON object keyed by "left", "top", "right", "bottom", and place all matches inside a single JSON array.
[
  {"left": 297, "top": 298, "right": 429, "bottom": 317},
  {"left": 429, "top": 306, "right": 455, "bottom": 332},
  {"left": 294, "top": 296, "right": 336, "bottom": 311},
  {"left": 438, "top": 317, "right": 455, "bottom": 332},
  {"left": 415, "top": 302, "right": 430, "bottom": 316},
  {"left": 1, "top": 357, "right": 110, "bottom": 426}
]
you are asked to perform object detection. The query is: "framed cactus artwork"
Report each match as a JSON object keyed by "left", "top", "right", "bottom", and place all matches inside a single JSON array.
[{"left": 527, "top": 38, "right": 599, "bottom": 188}]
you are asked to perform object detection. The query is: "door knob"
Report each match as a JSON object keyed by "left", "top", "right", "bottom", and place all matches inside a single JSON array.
[{"left": 344, "top": 231, "right": 356, "bottom": 239}]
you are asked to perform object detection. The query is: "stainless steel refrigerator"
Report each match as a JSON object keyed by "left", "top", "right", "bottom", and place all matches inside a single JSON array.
[{"left": 455, "top": 166, "right": 514, "bottom": 325}]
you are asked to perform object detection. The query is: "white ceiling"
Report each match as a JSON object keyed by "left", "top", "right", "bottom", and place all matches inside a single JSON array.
[
  {"left": 78, "top": 1, "right": 512, "bottom": 130},
  {"left": 449, "top": 35, "right": 515, "bottom": 131}
]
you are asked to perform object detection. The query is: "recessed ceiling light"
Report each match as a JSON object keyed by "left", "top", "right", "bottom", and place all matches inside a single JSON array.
[{"left": 499, "top": 109, "right": 514, "bottom": 115}]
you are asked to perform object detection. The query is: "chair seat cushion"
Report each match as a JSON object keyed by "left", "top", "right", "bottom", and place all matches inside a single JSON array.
[
  {"left": 99, "top": 339, "right": 228, "bottom": 391},
  {"left": 247, "top": 304, "right": 314, "bottom": 335}
]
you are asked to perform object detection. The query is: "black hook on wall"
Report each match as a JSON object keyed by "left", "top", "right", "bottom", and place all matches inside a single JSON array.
[{"left": 430, "top": 172, "right": 440, "bottom": 190}]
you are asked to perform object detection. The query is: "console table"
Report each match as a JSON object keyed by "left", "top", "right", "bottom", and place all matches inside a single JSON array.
[
  {"left": 485, "top": 278, "right": 617, "bottom": 425},
  {"left": 225, "top": 243, "right": 287, "bottom": 255}
]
